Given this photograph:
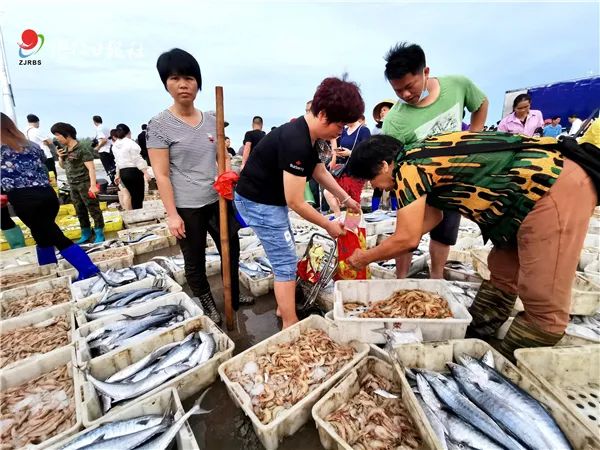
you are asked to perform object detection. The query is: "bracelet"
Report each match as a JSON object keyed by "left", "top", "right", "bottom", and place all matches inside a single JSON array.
[{"left": 341, "top": 195, "right": 351, "bottom": 205}]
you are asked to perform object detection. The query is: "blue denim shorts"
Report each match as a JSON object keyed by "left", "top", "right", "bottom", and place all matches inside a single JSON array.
[{"left": 234, "top": 193, "right": 297, "bottom": 282}]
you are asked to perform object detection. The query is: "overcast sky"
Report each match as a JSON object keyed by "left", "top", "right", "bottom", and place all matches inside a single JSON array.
[{"left": 2, "top": 0, "right": 599, "bottom": 148}]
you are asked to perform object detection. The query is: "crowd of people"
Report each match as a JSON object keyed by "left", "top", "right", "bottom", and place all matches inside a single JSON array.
[{"left": 1, "top": 41, "right": 599, "bottom": 359}]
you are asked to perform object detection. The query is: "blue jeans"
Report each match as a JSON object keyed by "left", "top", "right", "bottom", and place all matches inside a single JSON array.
[{"left": 234, "top": 193, "right": 297, "bottom": 282}]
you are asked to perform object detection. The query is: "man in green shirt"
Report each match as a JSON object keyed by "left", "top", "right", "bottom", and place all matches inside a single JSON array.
[
  {"left": 51, "top": 122, "right": 105, "bottom": 243},
  {"left": 381, "top": 42, "right": 488, "bottom": 279}
]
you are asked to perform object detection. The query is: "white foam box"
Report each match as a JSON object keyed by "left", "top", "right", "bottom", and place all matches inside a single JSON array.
[
  {"left": 239, "top": 270, "right": 274, "bottom": 297},
  {"left": 332, "top": 279, "right": 472, "bottom": 344},
  {"left": 0, "top": 301, "right": 76, "bottom": 371},
  {"left": 0, "top": 276, "right": 72, "bottom": 321},
  {"left": 0, "top": 346, "right": 82, "bottom": 450},
  {"left": 57, "top": 247, "right": 135, "bottom": 280},
  {"left": 76, "top": 314, "right": 234, "bottom": 427},
  {"left": 73, "top": 292, "right": 203, "bottom": 363},
  {"left": 392, "top": 339, "right": 599, "bottom": 450},
  {"left": 312, "top": 356, "right": 442, "bottom": 450},
  {"left": 218, "top": 315, "right": 369, "bottom": 450},
  {"left": 0, "top": 264, "right": 57, "bottom": 290},
  {"left": 204, "top": 246, "right": 222, "bottom": 277},
  {"left": 46, "top": 387, "right": 200, "bottom": 450},
  {"left": 72, "top": 275, "right": 183, "bottom": 327}
]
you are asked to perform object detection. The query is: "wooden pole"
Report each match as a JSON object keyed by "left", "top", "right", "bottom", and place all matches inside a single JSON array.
[{"left": 215, "top": 86, "right": 234, "bottom": 331}]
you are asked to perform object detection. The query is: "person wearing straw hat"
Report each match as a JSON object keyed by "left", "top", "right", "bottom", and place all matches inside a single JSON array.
[{"left": 371, "top": 99, "right": 395, "bottom": 136}]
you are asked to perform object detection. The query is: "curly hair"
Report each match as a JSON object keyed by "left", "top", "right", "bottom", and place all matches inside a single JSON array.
[
  {"left": 50, "top": 122, "right": 77, "bottom": 139},
  {"left": 310, "top": 76, "right": 364, "bottom": 124}
]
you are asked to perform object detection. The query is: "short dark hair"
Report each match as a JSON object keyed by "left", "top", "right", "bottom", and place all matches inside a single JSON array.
[
  {"left": 27, "top": 114, "right": 40, "bottom": 123},
  {"left": 93, "top": 115, "right": 102, "bottom": 124},
  {"left": 110, "top": 128, "right": 118, "bottom": 139},
  {"left": 141, "top": 124, "right": 147, "bottom": 130},
  {"left": 225, "top": 136, "right": 230, "bottom": 140},
  {"left": 569, "top": 114, "right": 578, "bottom": 118},
  {"left": 252, "top": 116, "right": 263, "bottom": 125},
  {"left": 347, "top": 135, "right": 403, "bottom": 180},
  {"left": 512, "top": 94, "right": 531, "bottom": 109},
  {"left": 384, "top": 42, "right": 426, "bottom": 81},
  {"left": 115, "top": 123, "right": 131, "bottom": 139},
  {"left": 156, "top": 48, "right": 202, "bottom": 91},
  {"left": 51, "top": 122, "right": 77, "bottom": 139},
  {"left": 310, "top": 76, "right": 365, "bottom": 124},
  {"left": 552, "top": 116, "right": 560, "bottom": 121}
]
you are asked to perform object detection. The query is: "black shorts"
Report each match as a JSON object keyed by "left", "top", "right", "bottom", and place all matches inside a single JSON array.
[{"left": 430, "top": 210, "right": 461, "bottom": 246}]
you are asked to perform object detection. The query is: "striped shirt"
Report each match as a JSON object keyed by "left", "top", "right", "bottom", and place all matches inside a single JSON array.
[{"left": 147, "top": 109, "right": 218, "bottom": 208}]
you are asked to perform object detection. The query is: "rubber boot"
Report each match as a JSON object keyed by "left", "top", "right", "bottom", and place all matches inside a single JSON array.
[
  {"left": 196, "top": 290, "right": 222, "bottom": 325},
  {"left": 76, "top": 227, "right": 93, "bottom": 244},
  {"left": 36, "top": 246, "right": 58, "bottom": 266},
  {"left": 371, "top": 196, "right": 381, "bottom": 212},
  {"left": 93, "top": 228, "right": 105, "bottom": 243},
  {"left": 59, "top": 244, "right": 99, "bottom": 281},
  {"left": 3, "top": 226, "right": 25, "bottom": 248},
  {"left": 466, "top": 280, "right": 518, "bottom": 339},
  {"left": 498, "top": 313, "right": 564, "bottom": 363}
]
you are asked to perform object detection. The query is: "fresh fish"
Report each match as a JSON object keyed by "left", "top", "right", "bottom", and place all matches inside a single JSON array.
[
  {"left": 254, "top": 256, "right": 272, "bottom": 272},
  {"left": 128, "top": 361, "right": 160, "bottom": 383},
  {"left": 480, "top": 350, "right": 495, "bottom": 369},
  {"left": 86, "top": 291, "right": 171, "bottom": 320},
  {"left": 421, "top": 371, "right": 526, "bottom": 450},
  {"left": 103, "top": 288, "right": 164, "bottom": 309},
  {"left": 187, "top": 331, "right": 216, "bottom": 367},
  {"left": 106, "top": 341, "right": 182, "bottom": 383},
  {"left": 58, "top": 415, "right": 166, "bottom": 450},
  {"left": 414, "top": 382, "right": 448, "bottom": 450},
  {"left": 123, "top": 233, "right": 157, "bottom": 244},
  {"left": 78, "top": 423, "right": 168, "bottom": 450},
  {"left": 239, "top": 261, "right": 270, "bottom": 279},
  {"left": 87, "top": 364, "right": 191, "bottom": 404},
  {"left": 134, "top": 388, "right": 213, "bottom": 450},
  {"left": 153, "top": 334, "right": 198, "bottom": 371}
]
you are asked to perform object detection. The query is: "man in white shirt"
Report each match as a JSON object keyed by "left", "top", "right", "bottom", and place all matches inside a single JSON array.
[
  {"left": 568, "top": 114, "right": 583, "bottom": 136},
  {"left": 92, "top": 115, "right": 116, "bottom": 183},
  {"left": 25, "top": 114, "right": 56, "bottom": 179}
]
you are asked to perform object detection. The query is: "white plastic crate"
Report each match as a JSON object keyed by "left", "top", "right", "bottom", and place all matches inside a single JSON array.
[
  {"left": 124, "top": 235, "right": 174, "bottom": 255},
  {"left": 218, "top": 315, "right": 369, "bottom": 450},
  {"left": 0, "top": 246, "right": 38, "bottom": 270},
  {"left": 121, "top": 207, "right": 166, "bottom": 227},
  {"left": 76, "top": 315, "right": 234, "bottom": 427},
  {"left": 332, "top": 279, "right": 472, "bottom": 344},
  {"left": 0, "top": 301, "right": 76, "bottom": 371},
  {"left": 312, "top": 356, "right": 441, "bottom": 450},
  {"left": 58, "top": 247, "right": 134, "bottom": 280},
  {"left": 46, "top": 387, "right": 200, "bottom": 450},
  {"left": 0, "top": 276, "right": 72, "bottom": 321},
  {"left": 0, "top": 264, "right": 57, "bottom": 290},
  {"left": 391, "top": 339, "right": 599, "bottom": 450},
  {"left": 516, "top": 345, "right": 600, "bottom": 439},
  {"left": 239, "top": 270, "right": 274, "bottom": 297},
  {"left": 72, "top": 276, "right": 183, "bottom": 327},
  {"left": 0, "top": 346, "right": 82, "bottom": 450},
  {"left": 73, "top": 292, "right": 203, "bottom": 362},
  {"left": 368, "top": 262, "right": 396, "bottom": 279}
]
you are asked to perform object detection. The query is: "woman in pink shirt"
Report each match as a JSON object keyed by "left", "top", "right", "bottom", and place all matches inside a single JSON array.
[{"left": 498, "top": 93, "right": 544, "bottom": 137}]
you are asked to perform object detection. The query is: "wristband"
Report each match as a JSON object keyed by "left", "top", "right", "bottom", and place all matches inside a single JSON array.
[{"left": 341, "top": 195, "right": 351, "bottom": 205}]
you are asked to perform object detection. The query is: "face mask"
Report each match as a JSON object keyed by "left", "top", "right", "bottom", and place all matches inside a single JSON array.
[{"left": 398, "top": 70, "right": 429, "bottom": 105}]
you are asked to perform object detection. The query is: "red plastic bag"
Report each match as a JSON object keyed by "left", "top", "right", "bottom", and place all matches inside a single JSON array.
[
  {"left": 0, "top": 195, "right": 7, "bottom": 208},
  {"left": 213, "top": 171, "right": 240, "bottom": 200},
  {"left": 335, "top": 213, "right": 370, "bottom": 281},
  {"left": 297, "top": 244, "right": 326, "bottom": 284}
]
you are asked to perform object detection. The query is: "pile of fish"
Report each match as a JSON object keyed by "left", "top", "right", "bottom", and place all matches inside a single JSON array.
[
  {"left": 239, "top": 256, "right": 273, "bottom": 279},
  {"left": 151, "top": 255, "right": 185, "bottom": 278},
  {"left": 81, "top": 266, "right": 165, "bottom": 298},
  {"left": 121, "top": 233, "right": 162, "bottom": 245},
  {"left": 3, "top": 287, "right": 71, "bottom": 318},
  {"left": 444, "top": 260, "right": 481, "bottom": 282},
  {"left": 344, "top": 289, "right": 453, "bottom": 319},
  {"left": 85, "top": 305, "right": 187, "bottom": 356},
  {"left": 85, "top": 279, "right": 170, "bottom": 321},
  {"left": 566, "top": 313, "right": 600, "bottom": 342},
  {"left": 0, "top": 315, "right": 70, "bottom": 368},
  {"left": 447, "top": 281, "right": 481, "bottom": 308},
  {"left": 0, "top": 365, "right": 75, "bottom": 449},
  {"left": 227, "top": 329, "right": 355, "bottom": 424},
  {"left": 408, "top": 350, "right": 572, "bottom": 450},
  {"left": 87, "top": 330, "right": 216, "bottom": 412},
  {"left": 326, "top": 372, "right": 421, "bottom": 450},
  {"left": 56, "top": 389, "right": 211, "bottom": 450},
  {"left": 375, "top": 249, "right": 426, "bottom": 272},
  {"left": 75, "top": 239, "right": 126, "bottom": 257},
  {"left": 1, "top": 271, "right": 49, "bottom": 289}
]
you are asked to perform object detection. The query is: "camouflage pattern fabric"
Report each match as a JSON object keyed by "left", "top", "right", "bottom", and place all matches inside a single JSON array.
[
  {"left": 467, "top": 280, "right": 517, "bottom": 338},
  {"left": 70, "top": 182, "right": 104, "bottom": 229},
  {"left": 498, "top": 313, "right": 563, "bottom": 362}
]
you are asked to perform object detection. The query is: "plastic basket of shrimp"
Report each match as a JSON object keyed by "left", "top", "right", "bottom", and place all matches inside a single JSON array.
[
  {"left": 75, "top": 314, "right": 233, "bottom": 427},
  {"left": 0, "top": 346, "right": 82, "bottom": 450},
  {"left": 72, "top": 274, "right": 183, "bottom": 327},
  {"left": 390, "top": 339, "right": 599, "bottom": 450},
  {"left": 515, "top": 345, "right": 600, "bottom": 441},
  {"left": 218, "top": 315, "right": 369, "bottom": 450},
  {"left": 312, "top": 356, "right": 441, "bottom": 450},
  {"left": 0, "top": 264, "right": 57, "bottom": 291},
  {"left": 0, "top": 301, "right": 76, "bottom": 371},
  {"left": 46, "top": 387, "right": 201, "bottom": 450},
  {"left": 73, "top": 292, "right": 204, "bottom": 364},
  {"left": 333, "top": 279, "right": 472, "bottom": 344},
  {"left": 0, "top": 276, "right": 72, "bottom": 321},
  {"left": 58, "top": 246, "right": 135, "bottom": 281}
]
